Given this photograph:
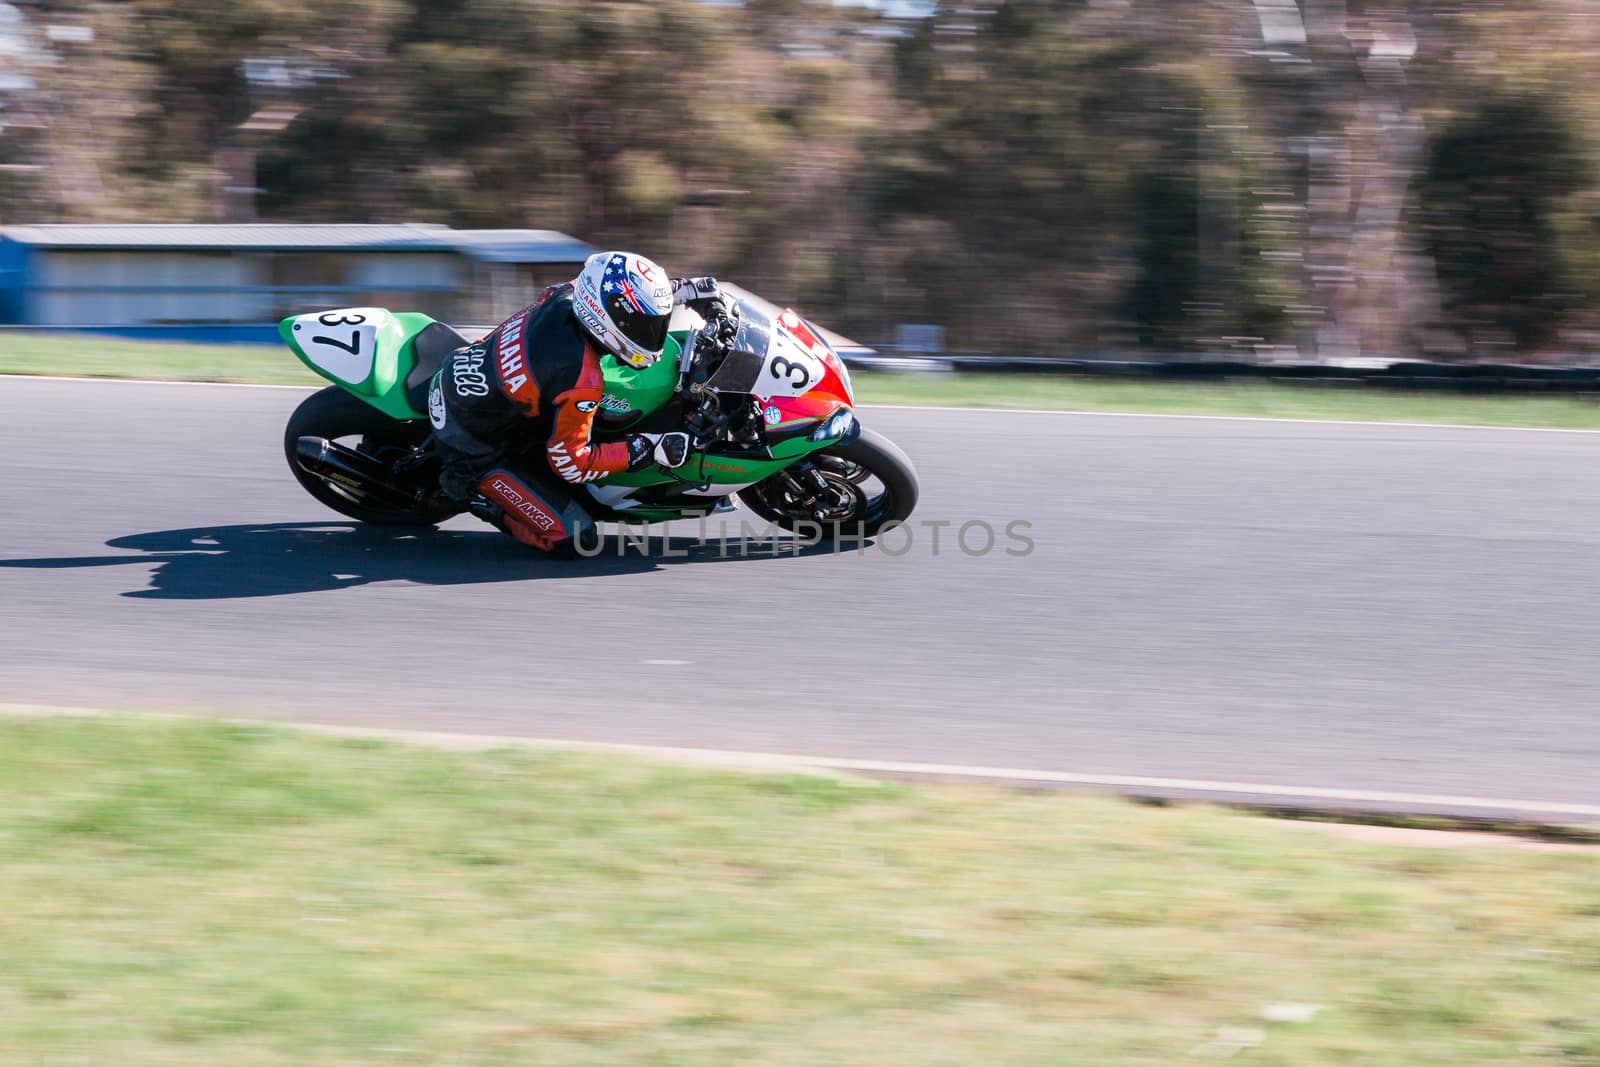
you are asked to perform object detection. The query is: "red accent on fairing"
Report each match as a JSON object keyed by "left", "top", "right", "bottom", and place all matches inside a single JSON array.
[
  {"left": 777, "top": 309, "right": 821, "bottom": 349},
  {"left": 785, "top": 310, "right": 853, "bottom": 400},
  {"left": 763, "top": 309, "right": 855, "bottom": 431},
  {"left": 764, "top": 390, "right": 847, "bottom": 429}
]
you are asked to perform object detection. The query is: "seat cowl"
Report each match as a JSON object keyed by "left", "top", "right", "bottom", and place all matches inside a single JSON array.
[{"left": 403, "top": 321, "right": 471, "bottom": 414}]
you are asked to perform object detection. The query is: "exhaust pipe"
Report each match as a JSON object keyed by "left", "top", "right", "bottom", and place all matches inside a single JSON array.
[{"left": 295, "top": 437, "right": 421, "bottom": 509}]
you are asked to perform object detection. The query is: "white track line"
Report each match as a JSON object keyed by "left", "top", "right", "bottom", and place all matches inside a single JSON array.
[
  {"left": 6, "top": 373, "right": 1600, "bottom": 434},
  {"left": 4, "top": 704, "right": 1599, "bottom": 820}
]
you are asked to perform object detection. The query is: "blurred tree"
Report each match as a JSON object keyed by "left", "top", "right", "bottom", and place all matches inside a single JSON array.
[
  {"left": 12, "top": 0, "right": 1600, "bottom": 359},
  {"left": 1417, "top": 93, "right": 1590, "bottom": 356},
  {"left": 1123, "top": 143, "right": 1200, "bottom": 350},
  {"left": 711, "top": 1, "right": 892, "bottom": 322},
  {"left": 0, "top": 3, "right": 169, "bottom": 221},
  {"left": 121, "top": 0, "right": 405, "bottom": 220},
  {"left": 260, "top": 0, "right": 751, "bottom": 246},
  {"left": 866, "top": 0, "right": 1289, "bottom": 353}
]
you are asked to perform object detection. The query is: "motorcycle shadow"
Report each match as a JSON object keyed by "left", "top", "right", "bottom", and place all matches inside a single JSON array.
[{"left": 0, "top": 521, "right": 836, "bottom": 601}]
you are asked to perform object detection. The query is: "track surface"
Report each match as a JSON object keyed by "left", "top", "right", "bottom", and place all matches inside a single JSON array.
[{"left": 3, "top": 377, "right": 1599, "bottom": 818}]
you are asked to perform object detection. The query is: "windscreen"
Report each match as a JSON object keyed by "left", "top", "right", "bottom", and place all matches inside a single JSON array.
[
  {"left": 701, "top": 301, "right": 775, "bottom": 395},
  {"left": 730, "top": 302, "right": 774, "bottom": 360}
]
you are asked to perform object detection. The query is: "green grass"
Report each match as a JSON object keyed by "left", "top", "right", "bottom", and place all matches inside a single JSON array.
[
  {"left": 851, "top": 370, "right": 1600, "bottom": 429},
  {"left": 5, "top": 332, "right": 1600, "bottom": 428},
  {"left": 2, "top": 717, "right": 1598, "bottom": 1066},
  {"left": 0, "top": 333, "right": 320, "bottom": 385}
]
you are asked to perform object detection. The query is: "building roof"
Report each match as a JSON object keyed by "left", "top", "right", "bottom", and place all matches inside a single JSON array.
[
  {"left": 449, "top": 229, "right": 596, "bottom": 264},
  {"left": 0, "top": 223, "right": 454, "bottom": 251},
  {"left": 0, "top": 223, "right": 596, "bottom": 263}
]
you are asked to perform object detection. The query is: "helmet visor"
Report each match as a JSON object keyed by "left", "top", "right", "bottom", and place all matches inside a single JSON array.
[{"left": 605, "top": 293, "right": 670, "bottom": 356}]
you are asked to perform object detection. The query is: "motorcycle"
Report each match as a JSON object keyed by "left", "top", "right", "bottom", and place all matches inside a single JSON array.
[{"left": 278, "top": 295, "right": 919, "bottom": 544}]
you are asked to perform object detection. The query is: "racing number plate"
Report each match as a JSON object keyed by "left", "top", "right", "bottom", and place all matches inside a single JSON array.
[
  {"left": 289, "top": 307, "right": 384, "bottom": 384},
  {"left": 756, "top": 332, "right": 826, "bottom": 401}
]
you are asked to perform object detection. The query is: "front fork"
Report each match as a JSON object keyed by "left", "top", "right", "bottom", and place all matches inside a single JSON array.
[{"left": 773, "top": 459, "right": 857, "bottom": 522}]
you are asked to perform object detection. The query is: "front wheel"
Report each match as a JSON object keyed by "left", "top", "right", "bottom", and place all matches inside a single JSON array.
[
  {"left": 283, "top": 387, "right": 460, "bottom": 527},
  {"left": 739, "top": 427, "right": 919, "bottom": 539}
]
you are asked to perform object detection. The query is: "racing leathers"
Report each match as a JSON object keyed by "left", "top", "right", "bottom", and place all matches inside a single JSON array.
[{"left": 426, "top": 278, "right": 719, "bottom": 551}]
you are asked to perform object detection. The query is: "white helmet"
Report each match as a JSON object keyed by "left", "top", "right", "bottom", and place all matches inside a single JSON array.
[{"left": 572, "top": 250, "right": 675, "bottom": 368}]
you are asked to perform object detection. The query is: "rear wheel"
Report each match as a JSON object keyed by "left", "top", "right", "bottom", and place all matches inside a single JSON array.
[
  {"left": 283, "top": 387, "right": 459, "bottom": 526},
  {"left": 739, "top": 427, "right": 919, "bottom": 539}
]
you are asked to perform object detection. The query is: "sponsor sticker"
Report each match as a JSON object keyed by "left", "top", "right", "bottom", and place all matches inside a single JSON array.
[
  {"left": 452, "top": 344, "right": 490, "bottom": 398},
  {"left": 548, "top": 441, "right": 583, "bottom": 484},
  {"left": 488, "top": 475, "right": 558, "bottom": 531},
  {"left": 428, "top": 379, "right": 447, "bottom": 429},
  {"left": 763, "top": 405, "right": 781, "bottom": 426},
  {"left": 497, "top": 313, "right": 530, "bottom": 394},
  {"left": 576, "top": 399, "right": 598, "bottom": 413}
]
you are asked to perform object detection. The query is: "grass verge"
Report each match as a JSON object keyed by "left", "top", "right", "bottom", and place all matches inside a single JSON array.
[
  {"left": 851, "top": 370, "right": 1600, "bottom": 429},
  {"left": 1, "top": 716, "right": 1598, "bottom": 1066},
  {"left": 0, "top": 334, "right": 320, "bottom": 386},
  {"left": 5, "top": 332, "right": 1600, "bottom": 427}
]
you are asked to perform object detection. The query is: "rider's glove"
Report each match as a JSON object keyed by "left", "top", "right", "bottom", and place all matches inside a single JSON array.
[
  {"left": 673, "top": 276, "right": 730, "bottom": 323},
  {"left": 672, "top": 276, "right": 721, "bottom": 306},
  {"left": 627, "top": 431, "right": 691, "bottom": 471}
]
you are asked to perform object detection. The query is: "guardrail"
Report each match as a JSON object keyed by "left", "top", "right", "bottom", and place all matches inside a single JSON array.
[{"left": 836, "top": 350, "right": 1600, "bottom": 394}]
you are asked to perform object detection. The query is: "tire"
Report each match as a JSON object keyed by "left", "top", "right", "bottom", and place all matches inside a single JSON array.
[
  {"left": 739, "top": 426, "right": 919, "bottom": 539},
  {"left": 283, "top": 386, "right": 460, "bottom": 527}
]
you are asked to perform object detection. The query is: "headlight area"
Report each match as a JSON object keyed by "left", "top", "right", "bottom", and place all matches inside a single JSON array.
[{"left": 809, "top": 407, "right": 859, "bottom": 443}]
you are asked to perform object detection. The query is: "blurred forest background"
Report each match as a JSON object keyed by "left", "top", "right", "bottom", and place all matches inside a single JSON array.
[{"left": 2, "top": 0, "right": 1598, "bottom": 359}]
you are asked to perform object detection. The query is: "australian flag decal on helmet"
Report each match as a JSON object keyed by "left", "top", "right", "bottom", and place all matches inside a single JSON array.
[
  {"left": 603, "top": 254, "right": 644, "bottom": 315},
  {"left": 602, "top": 254, "right": 669, "bottom": 315}
]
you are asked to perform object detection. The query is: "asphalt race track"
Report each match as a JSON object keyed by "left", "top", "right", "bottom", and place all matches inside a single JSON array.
[{"left": 4, "top": 376, "right": 1600, "bottom": 819}]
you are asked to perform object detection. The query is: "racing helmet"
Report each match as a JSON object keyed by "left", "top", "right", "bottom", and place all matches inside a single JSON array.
[{"left": 572, "top": 251, "right": 675, "bottom": 369}]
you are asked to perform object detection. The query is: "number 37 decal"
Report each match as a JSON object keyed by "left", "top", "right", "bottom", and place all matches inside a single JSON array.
[
  {"left": 290, "top": 307, "right": 383, "bottom": 384},
  {"left": 313, "top": 311, "right": 366, "bottom": 355}
]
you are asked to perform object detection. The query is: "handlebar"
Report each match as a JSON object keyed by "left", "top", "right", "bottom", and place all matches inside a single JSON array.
[{"left": 675, "top": 306, "right": 753, "bottom": 451}]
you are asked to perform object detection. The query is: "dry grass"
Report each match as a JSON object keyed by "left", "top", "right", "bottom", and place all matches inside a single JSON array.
[{"left": 1, "top": 717, "right": 1598, "bottom": 1065}]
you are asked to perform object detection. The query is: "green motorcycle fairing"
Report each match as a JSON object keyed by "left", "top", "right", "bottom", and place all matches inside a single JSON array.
[
  {"left": 588, "top": 332, "right": 841, "bottom": 519},
  {"left": 280, "top": 307, "right": 442, "bottom": 422},
  {"left": 592, "top": 341, "right": 680, "bottom": 431}
]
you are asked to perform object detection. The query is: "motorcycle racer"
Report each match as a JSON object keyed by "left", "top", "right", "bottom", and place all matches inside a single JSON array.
[{"left": 427, "top": 250, "right": 724, "bottom": 552}]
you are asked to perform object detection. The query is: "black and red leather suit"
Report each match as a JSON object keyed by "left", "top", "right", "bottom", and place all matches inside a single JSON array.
[{"left": 427, "top": 282, "right": 689, "bottom": 550}]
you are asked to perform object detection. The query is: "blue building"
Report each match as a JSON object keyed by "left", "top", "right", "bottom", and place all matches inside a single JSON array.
[{"left": 0, "top": 223, "right": 596, "bottom": 343}]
